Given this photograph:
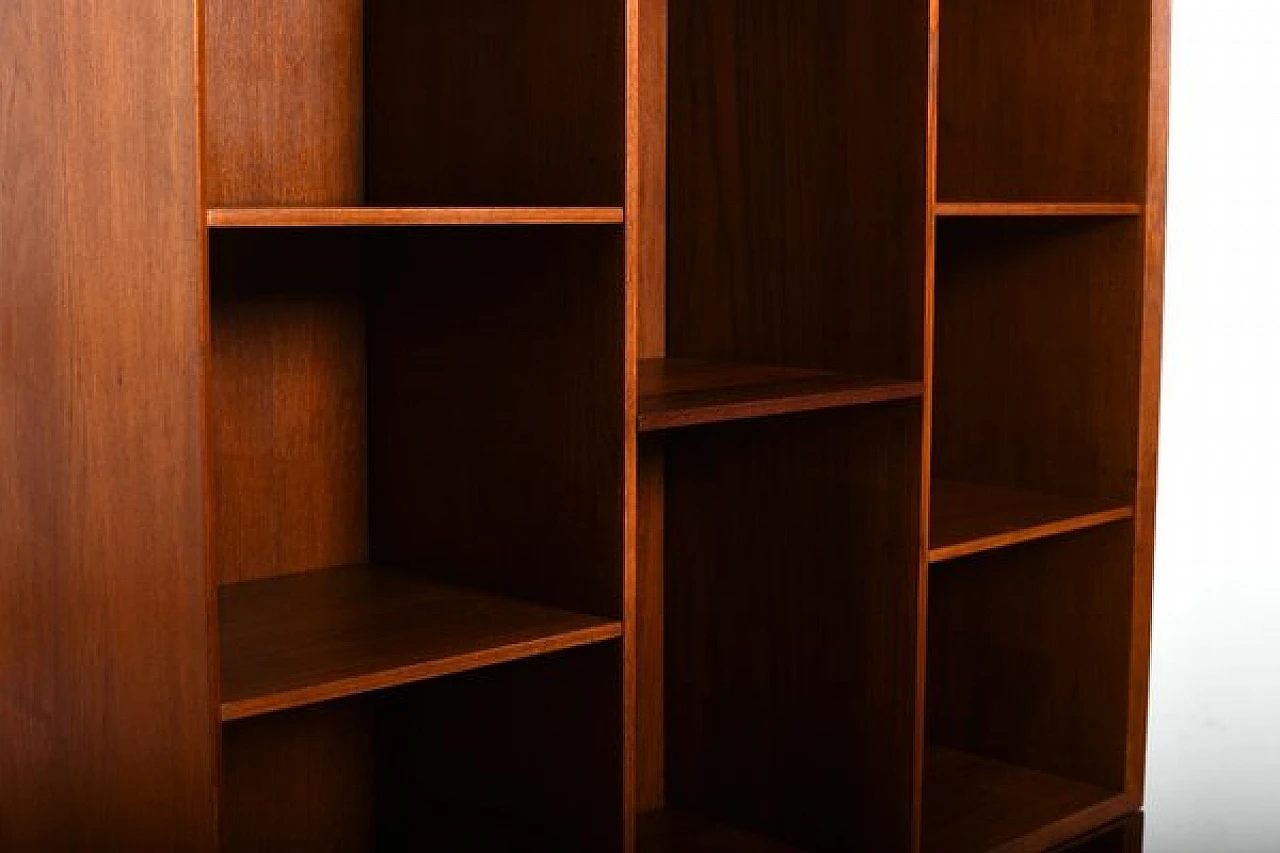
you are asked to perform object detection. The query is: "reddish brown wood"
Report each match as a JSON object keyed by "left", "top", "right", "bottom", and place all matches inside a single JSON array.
[
  {"left": 639, "top": 809, "right": 804, "bottom": 852},
  {"left": 0, "top": 0, "right": 218, "bottom": 847},
  {"left": 219, "top": 564, "right": 622, "bottom": 721},
  {"left": 930, "top": 479, "right": 1134, "bottom": 563},
  {"left": 208, "top": 207, "right": 625, "bottom": 228},
  {"left": 935, "top": 204, "right": 1143, "bottom": 218},
  {"left": 923, "top": 748, "right": 1123, "bottom": 853},
  {"left": 640, "top": 358, "right": 924, "bottom": 432}
]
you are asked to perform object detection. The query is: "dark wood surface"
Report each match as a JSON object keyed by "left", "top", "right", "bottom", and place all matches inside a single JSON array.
[
  {"left": 930, "top": 479, "right": 1134, "bottom": 563},
  {"left": 640, "top": 358, "right": 924, "bottom": 432},
  {"left": 933, "top": 217, "right": 1144, "bottom": 503},
  {"left": 928, "top": 525, "right": 1134, "bottom": 794},
  {"left": 366, "top": 0, "right": 624, "bottom": 207},
  {"left": 935, "top": 203, "right": 1142, "bottom": 218},
  {"left": 208, "top": 207, "right": 626, "bottom": 228},
  {"left": 639, "top": 809, "right": 804, "bottom": 852},
  {"left": 209, "top": 229, "right": 369, "bottom": 584},
  {"left": 664, "top": 406, "right": 921, "bottom": 850},
  {"left": 219, "top": 563, "right": 622, "bottom": 721},
  {"left": 0, "top": 0, "right": 219, "bottom": 847},
  {"left": 937, "top": 0, "right": 1149, "bottom": 203},
  {"left": 667, "top": 0, "right": 928, "bottom": 380},
  {"left": 204, "top": 0, "right": 363, "bottom": 207},
  {"left": 923, "top": 747, "right": 1121, "bottom": 853}
]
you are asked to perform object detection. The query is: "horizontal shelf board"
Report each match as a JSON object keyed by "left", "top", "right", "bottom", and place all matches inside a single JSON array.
[
  {"left": 923, "top": 747, "right": 1123, "bottom": 853},
  {"left": 219, "top": 564, "right": 621, "bottom": 721},
  {"left": 929, "top": 479, "right": 1134, "bottom": 563},
  {"left": 207, "top": 206, "right": 625, "bottom": 228},
  {"left": 639, "top": 809, "right": 803, "bottom": 853},
  {"left": 639, "top": 358, "right": 923, "bottom": 432},
  {"left": 935, "top": 202, "right": 1142, "bottom": 218}
]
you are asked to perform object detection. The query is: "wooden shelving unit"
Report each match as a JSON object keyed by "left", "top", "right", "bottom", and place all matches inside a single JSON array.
[{"left": 1, "top": 0, "right": 1168, "bottom": 849}]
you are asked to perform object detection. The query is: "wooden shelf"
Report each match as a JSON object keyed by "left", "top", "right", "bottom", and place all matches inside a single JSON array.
[
  {"left": 639, "top": 809, "right": 803, "bottom": 853},
  {"left": 923, "top": 747, "right": 1122, "bottom": 853},
  {"left": 639, "top": 358, "right": 923, "bottom": 433},
  {"left": 929, "top": 479, "right": 1134, "bottom": 563},
  {"left": 219, "top": 564, "right": 622, "bottom": 722},
  {"left": 935, "top": 202, "right": 1142, "bottom": 218},
  {"left": 206, "top": 206, "right": 626, "bottom": 228}
]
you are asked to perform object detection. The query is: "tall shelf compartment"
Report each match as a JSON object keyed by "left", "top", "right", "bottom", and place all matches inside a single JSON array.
[{"left": 0, "top": 0, "right": 1167, "bottom": 849}]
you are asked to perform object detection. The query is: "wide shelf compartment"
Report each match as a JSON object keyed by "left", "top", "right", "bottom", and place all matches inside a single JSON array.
[
  {"left": 208, "top": 206, "right": 625, "bottom": 228},
  {"left": 930, "top": 479, "right": 1133, "bottom": 563},
  {"left": 923, "top": 747, "right": 1122, "bottom": 853},
  {"left": 639, "top": 358, "right": 922, "bottom": 432},
  {"left": 219, "top": 564, "right": 622, "bottom": 721},
  {"left": 638, "top": 809, "right": 803, "bottom": 852}
]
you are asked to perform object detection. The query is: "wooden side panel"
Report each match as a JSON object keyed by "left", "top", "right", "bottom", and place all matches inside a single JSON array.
[
  {"left": 927, "top": 525, "right": 1135, "bottom": 792},
  {"left": 208, "top": 230, "right": 368, "bottom": 584},
  {"left": 203, "top": 0, "right": 363, "bottom": 206},
  {"left": 221, "top": 703, "right": 375, "bottom": 852},
  {"left": 933, "top": 218, "right": 1144, "bottom": 503},
  {"left": 0, "top": 0, "right": 218, "bottom": 847},
  {"left": 366, "top": 0, "right": 624, "bottom": 207},
  {"left": 668, "top": 0, "right": 929, "bottom": 377},
  {"left": 937, "top": 0, "right": 1150, "bottom": 202},
  {"left": 664, "top": 405, "right": 922, "bottom": 851},
  {"left": 367, "top": 227, "right": 626, "bottom": 619}
]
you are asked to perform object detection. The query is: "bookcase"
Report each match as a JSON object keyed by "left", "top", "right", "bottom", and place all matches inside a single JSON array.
[{"left": 0, "top": 0, "right": 1167, "bottom": 850}]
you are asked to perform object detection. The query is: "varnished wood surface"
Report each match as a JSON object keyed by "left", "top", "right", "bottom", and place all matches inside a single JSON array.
[
  {"left": 204, "top": 0, "right": 362, "bottom": 206},
  {"left": 638, "top": 809, "right": 803, "bottom": 852},
  {"left": 0, "top": 0, "right": 218, "bottom": 846},
  {"left": 219, "top": 564, "right": 622, "bottom": 721},
  {"left": 208, "top": 207, "right": 626, "bottom": 228},
  {"left": 935, "top": 203, "right": 1142, "bottom": 218},
  {"left": 639, "top": 358, "right": 923, "bottom": 432},
  {"left": 929, "top": 479, "right": 1134, "bottom": 563},
  {"left": 664, "top": 406, "right": 921, "bottom": 849},
  {"left": 923, "top": 747, "right": 1121, "bottom": 853},
  {"left": 937, "top": 0, "right": 1149, "bottom": 203}
]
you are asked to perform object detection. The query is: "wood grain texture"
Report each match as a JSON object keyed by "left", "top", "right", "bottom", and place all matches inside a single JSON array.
[
  {"left": 933, "top": 217, "right": 1144, "bottom": 503},
  {"left": 636, "top": 444, "right": 666, "bottom": 812},
  {"left": 0, "top": 0, "right": 218, "bottom": 847},
  {"left": 366, "top": 0, "right": 624, "bottom": 207},
  {"left": 222, "top": 702, "right": 375, "bottom": 852},
  {"left": 664, "top": 405, "right": 921, "bottom": 850},
  {"left": 936, "top": 0, "right": 1150, "bottom": 203},
  {"left": 638, "top": 809, "right": 803, "bottom": 852},
  {"left": 375, "top": 643, "right": 626, "bottom": 851},
  {"left": 936, "top": 203, "right": 1142, "bottom": 218},
  {"left": 219, "top": 564, "right": 623, "bottom": 721},
  {"left": 639, "top": 358, "right": 924, "bottom": 432},
  {"left": 929, "top": 479, "right": 1134, "bottom": 563},
  {"left": 367, "top": 226, "right": 626, "bottom": 618},
  {"left": 922, "top": 748, "right": 1122, "bottom": 853},
  {"left": 204, "top": 0, "right": 363, "bottom": 206},
  {"left": 927, "top": 524, "right": 1135, "bottom": 793},
  {"left": 208, "top": 207, "right": 625, "bottom": 228},
  {"left": 668, "top": 0, "right": 929, "bottom": 379},
  {"left": 209, "top": 229, "right": 368, "bottom": 584}
]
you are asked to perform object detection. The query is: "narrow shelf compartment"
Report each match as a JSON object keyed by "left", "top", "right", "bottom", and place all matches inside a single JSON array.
[
  {"left": 639, "top": 810, "right": 803, "bottom": 853},
  {"left": 935, "top": 202, "right": 1141, "bottom": 218},
  {"left": 930, "top": 479, "right": 1133, "bottom": 563},
  {"left": 207, "top": 206, "right": 625, "bottom": 228},
  {"left": 923, "top": 747, "right": 1122, "bottom": 853},
  {"left": 219, "top": 564, "right": 622, "bottom": 722},
  {"left": 639, "top": 358, "right": 923, "bottom": 432}
]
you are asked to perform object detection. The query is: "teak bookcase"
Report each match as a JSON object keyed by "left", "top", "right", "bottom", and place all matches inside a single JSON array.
[{"left": 1, "top": 0, "right": 1167, "bottom": 850}]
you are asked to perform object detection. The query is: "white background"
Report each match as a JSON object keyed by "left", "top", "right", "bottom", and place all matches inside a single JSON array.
[{"left": 1144, "top": 1, "right": 1280, "bottom": 850}]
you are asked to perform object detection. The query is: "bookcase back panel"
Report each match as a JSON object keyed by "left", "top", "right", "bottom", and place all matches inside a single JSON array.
[
  {"left": 663, "top": 404, "right": 922, "bottom": 849},
  {"left": 933, "top": 217, "right": 1144, "bottom": 503},
  {"left": 667, "top": 0, "right": 929, "bottom": 378},
  {"left": 937, "top": 0, "right": 1151, "bottom": 203},
  {"left": 209, "top": 229, "right": 370, "bottom": 584},
  {"left": 927, "top": 523, "right": 1135, "bottom": 792}
]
